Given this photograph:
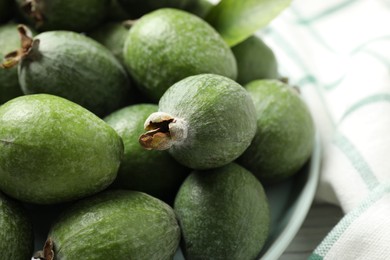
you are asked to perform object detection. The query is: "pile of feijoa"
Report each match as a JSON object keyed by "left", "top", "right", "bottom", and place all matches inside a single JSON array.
[{"left": 0, "top": 0, "right": 314, "bottom": 259}]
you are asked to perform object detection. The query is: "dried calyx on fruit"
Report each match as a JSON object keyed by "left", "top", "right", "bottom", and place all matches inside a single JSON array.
[
  {"left": 140, "top": 112, "right": 188, "bottom": 151},
  {"left": 104, "top": 104, "right": 189, "bottom": 204},
  {"left": 0, "top": 25, "right": 36, "bottom": 69},
  {"left": 15, "top": 0, "right": 110, "bottom": 32},
  {"left": 41, "top": 190, "right": 180, "bottom": 259},
  {"left": 0, "top": 23, "right": 26, "bottom": 104},
  {"left": 1, "top": 24, "right": 132, "bottom": 117},
  {"left": 32, "top": 238, "right": 54, "bottom": 260}
]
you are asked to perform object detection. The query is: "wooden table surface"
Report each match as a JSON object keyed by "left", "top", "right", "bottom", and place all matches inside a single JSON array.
[{"left": 279, "top": 203, "right": 344, "bottom": 260}]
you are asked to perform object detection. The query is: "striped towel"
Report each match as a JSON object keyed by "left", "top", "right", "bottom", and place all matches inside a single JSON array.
[{"left": 261, "top": 0, "right": 390, "bottom": 259}]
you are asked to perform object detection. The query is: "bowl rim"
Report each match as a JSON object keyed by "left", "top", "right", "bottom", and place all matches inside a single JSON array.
[{"left": 260, "top": 131, "right": 321, "bottom": 260}]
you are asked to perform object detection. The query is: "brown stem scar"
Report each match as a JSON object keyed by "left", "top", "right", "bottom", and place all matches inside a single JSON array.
[
  {"left": 43, "top": 237, "right": 54, "bottom": 260},
  {"left": 139, "top": 112, "right": 188, "bottom": 151},
  {"left": 0, "top": 51, "right": 22, "bottom": 69},
  {"left": 139, "top": 119, "right": 173, "bottom": 150},
  {"left": 32, "top": 237, "right": 55, "bottom": 260},
  {"left": 18, "top": 25, "right": 34, "bottom": 51},
  {"left": 0, "top": 25, "right": 37, "bottom": 69}
]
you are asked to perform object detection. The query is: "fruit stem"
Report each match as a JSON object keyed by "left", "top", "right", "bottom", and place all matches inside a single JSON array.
[
  {"left": 0, "top": 25, "right": 38, "bottom": 69},
  {"left": 139, "top": 112, "right": 188, "bottom": 150},
  {"left": 32, "top": 238, "right": 54, "bottom": 260}
]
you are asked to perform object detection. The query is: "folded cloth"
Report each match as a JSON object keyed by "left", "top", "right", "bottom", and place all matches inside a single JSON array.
[{"left": 261, "top": 0, "right": 390, "bottom": 258}]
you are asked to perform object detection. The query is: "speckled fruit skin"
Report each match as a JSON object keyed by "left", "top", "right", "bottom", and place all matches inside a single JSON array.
[
  {"left": 174, "top": 163, "right": 270, "bottom": 260},
  {"left": 239, "top": 79, "right": 315, "bottom": 184},
  {"left": 19, "top": 31, "right": 132, "bottom": 117},
  {"left": 123, "top": 8, "right": 237, "bottom": 101},
  {"left": 15, "top": 0, "right": 110, "bottom": 32},
  {"left": 89, "top": 22, "right": 129, "bottom": 65},
  {"left": 0, "top": 24, "right": 24, "bottom": 104},
  {"left": 232, "top": 36, "right": 279, "bottom": 85},
  {"left": 0, "top": 192, "right": 34, "bottom": 260},
  {"left": 0, "top": 94, "right": 123, "bottom": 204},
  {"left": 159, "top": 74, "right": 256, "bottom": 169},
  {"left": 118, "top": 0, "right": 197, "bottom": 18},
  {"left": 104, "top": 104, "right": 188, "bottom": 203},
  {"left": 48, "top": 190, "right": 180, "bottom": 260}
]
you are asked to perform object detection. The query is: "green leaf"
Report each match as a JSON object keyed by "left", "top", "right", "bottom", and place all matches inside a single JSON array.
[{"left": 206, "top": 0, "right": 292, "bottom": 47}]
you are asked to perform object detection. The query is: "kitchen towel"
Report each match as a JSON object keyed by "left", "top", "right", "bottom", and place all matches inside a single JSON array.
[{"left": 261, "top": 0, "right": 390, "bottom": 259}]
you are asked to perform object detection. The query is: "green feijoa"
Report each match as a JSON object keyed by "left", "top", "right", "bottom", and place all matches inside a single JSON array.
[
  {"left": 239, "top": 79, "right": 315, "bottom": 184},
  {"left": 44, "top": 190, "right": 180, "bottom": 259},
  {"left": 232, "top": 35, "right": 279, "bottom": 85},
  {"left": 90, "top": 21, "right": 160, "bottom": 104},
  {"left": 89, "top": 22, "right": 129, "bottom": 65},
  {"left": 174, "top": 163, "right": 270, "bottom": 259},
  {"left": 3, "top": 27, "right": 132, "bottom": 117},
  {"left": 0, "top": 23, "right": 24, "bottom": 104},
  {"left": 123, "top": 8, "right": 237, "bottom": 101},
  {"left": 15, "top": 0, "right": 110, "bottom": 32},
  {"left": 104, "top": 104, "right": 189, "bottom": 203},
  {"left": 0, "top": 94, "right": 123, "bottom": 204},
  {"left": 139, "top": 74, "right": 256, "bottom": 170},
  {"left": 118, "top": 0, "right": 198, "bottom": 18},
  {"left": 0, "top": 0, "right": 13, "bottom": 23},
  {"left": 0, "top": 192, "right": 34, "bottom": 260}
]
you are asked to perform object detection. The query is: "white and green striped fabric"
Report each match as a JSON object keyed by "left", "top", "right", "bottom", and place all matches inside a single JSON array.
[{"left": 260, "top": 0, "right": 390, "bottom": 258}]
